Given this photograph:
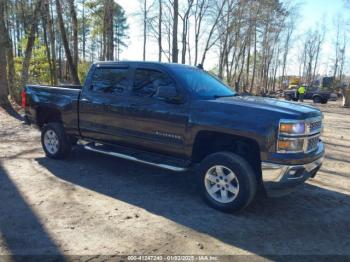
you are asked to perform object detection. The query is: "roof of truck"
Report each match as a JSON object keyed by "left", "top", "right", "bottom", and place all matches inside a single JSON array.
[{"left": 94, "top": 61, "right": 198, "bottom": 70}]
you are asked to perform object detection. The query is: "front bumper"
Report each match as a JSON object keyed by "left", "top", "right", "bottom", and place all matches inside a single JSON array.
[{"left": 261, "top": 157, "right": 323, "bottom": 197}]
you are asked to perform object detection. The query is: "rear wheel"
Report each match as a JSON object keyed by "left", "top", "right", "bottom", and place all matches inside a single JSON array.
[
  {"left": 285, "top": 95, "right": 292, "bottom": 101},
  {"left": 313, "top": 96, "right": 321, "bottom": 103},
  {"left": 41, "top": 122, "right": 71, "bottom": 159},
  {"left": 197, "top": 152, "right": 258, "bottom": 212}
]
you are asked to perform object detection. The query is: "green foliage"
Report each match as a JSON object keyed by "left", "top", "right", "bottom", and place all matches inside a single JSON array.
[
  {"left": 12, "top": 38, "right": 52, "bottom": 101},
  {"left": 78, "top": 61, "right": 92, "bottom": 83}
]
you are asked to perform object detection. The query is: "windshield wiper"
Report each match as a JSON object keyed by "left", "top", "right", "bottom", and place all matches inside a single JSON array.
[{"left": 213, "top": 94, "right": 236, "bottom": 98}]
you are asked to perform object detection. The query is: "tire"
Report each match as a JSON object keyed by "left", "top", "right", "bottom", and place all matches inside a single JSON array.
[
  {"left": 197, "top": 152, "right": 258, "bottom": 213},
  {"left": 313, "top": 96, "right": 321, "bottom": 103},
  {"left": 285, "top": 95, "right": 292, "bottom": 101},
  {"left": 41, "top": 122, "right": 71, "bottom": 159}
]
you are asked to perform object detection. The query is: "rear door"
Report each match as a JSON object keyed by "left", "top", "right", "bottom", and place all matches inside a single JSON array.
[{"left": 79, "top": 66, "right": 131, "bottom": 142}]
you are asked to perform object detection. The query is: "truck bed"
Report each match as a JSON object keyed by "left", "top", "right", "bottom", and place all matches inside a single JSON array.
[{"left": 24, "top": 84, "right": 82, "bottom": 135}]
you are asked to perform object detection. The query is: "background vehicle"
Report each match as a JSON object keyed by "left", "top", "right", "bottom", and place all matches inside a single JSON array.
[
  {"left": 23, "top": 61, "right": 324, "bottom": 212},
  {"left": 284, "top": 86, "right": 331, "bottom": 103}
]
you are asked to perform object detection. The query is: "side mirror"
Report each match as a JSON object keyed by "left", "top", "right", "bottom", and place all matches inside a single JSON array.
[{"left": 157, "top": 85, "right": 183, "bottom": 104}]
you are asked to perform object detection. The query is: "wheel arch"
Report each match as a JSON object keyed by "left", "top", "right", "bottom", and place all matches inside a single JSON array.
[
  {"left": 36, "top": 106, "right": 63, "bottom": 128},
  {"left": 312, "top": 94, "right": 322, "bottom": 99},
  {"left": 191, "top": 130, "right": 262, "bottom": 180}
]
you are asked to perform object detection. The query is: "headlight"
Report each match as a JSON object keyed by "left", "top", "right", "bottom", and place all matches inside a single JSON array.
[
  {"left": 277, "top": 138, "right": 304, "bottom": 153},
  {"left": 279, "top": 121, "right": 305, "bottom": 135},
  {"left": 277, "top": 117, "right": 322, "bottom": 153}
]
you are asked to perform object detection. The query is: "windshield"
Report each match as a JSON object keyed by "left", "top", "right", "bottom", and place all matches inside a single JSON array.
[{"left": 174, "top": 68, "right": 236, "bottom": 99}]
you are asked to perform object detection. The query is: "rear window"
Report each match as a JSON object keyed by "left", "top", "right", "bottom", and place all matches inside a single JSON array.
[{"left": 91, "top": 68, "right": 129, "bottom": 94}]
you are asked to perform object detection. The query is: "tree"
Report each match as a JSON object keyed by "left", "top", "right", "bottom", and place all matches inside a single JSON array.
[
  {"left": 200, "top": 0, "right": 226, "bottom": 66},
  {"left": 0, "top": 0, "right": 9, "bottom": 105},
  {"left": 180, "top": 0, "right": 194, "bottom": 64},
  {"left": 172, "top": 0, "right": 179, "bottom": 63},
  {"left": 158, "top": 0, "right": 162, "bottom": 61},
  {"left": 68, "top": 0, "right": 79, "bottom": 66},
  {"left": 193, "top": 0, "right": 209, "bottom": 66},
  {"left": 104, "top": 0, "right": 114, "bottom": 60},
  {"left": 20, "top": 0, "right": 44, "bottom": 94},
  {"left": 43, "top": 0, "right": 58, "bottom": 84},
  {"left": 114, "top": 6, "right": 129, "bottom": 61},
  {"left": 280, "top": 6, "right": 297, "bottom": 89},
  {"left": 55, "top": 0, "right": 80, "bottom": 84}
]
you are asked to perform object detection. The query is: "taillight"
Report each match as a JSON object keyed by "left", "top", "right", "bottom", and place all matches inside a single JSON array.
[{"left": 21, "top": 89, "right": 26, "bottom": 108}]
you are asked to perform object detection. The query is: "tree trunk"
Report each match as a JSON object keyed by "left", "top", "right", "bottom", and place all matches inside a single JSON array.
[
  {"left": 143, "top": 0, "right": 147, "bottom": 61},
  {"left": 4, "top": 12, "right": 15, "bottom": 99},
  {"left": 181, "top": 1, "right": 192, "bottom": 64},
  {"left": 68, "top": 0, "right": 78, "bottom": 67},
  {"left": 82, "top": 0, "right": 86, "bottom": 60},
  {"left": 20, "top": 0, "right": 43, "bottom": 92},
  {"left": 55, "top": 0, "right": 80, "bottom": 84},
  {"left": 0, "top": 0, "right": 9, "bottom": 105},
  {"left": 194, "top": 0, "right": 205, "bottom": 66},
  {"left": 105, "top": 0, "right": 114, "bottom": 60},
  {"left": 103, "top": 0, "right": 114, "bottom": 61},
  {"left": 200, "top": 0, "right": 226, "bottom": 66},
  {"left": 172, "top": 0, "right": 178, "bottom": 63},
  {"left": 44, "top": 0, "right": 57, "bottom": 84},
  {"left": 158, "top": 0, "right": 162, "bottom": 62},
  {"left": 41, "top": 13, "right": 53, "bottom": 85},
  {"left": 343, "top": 88, "right": 350, "bottom": 107},
  {"left": 250, "top": 24, "right": 257, "bottom": 93}
]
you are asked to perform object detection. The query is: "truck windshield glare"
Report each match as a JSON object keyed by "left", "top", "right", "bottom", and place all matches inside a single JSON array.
[{"left": 174, "top": 68, "right": 236, "bottom": 99}]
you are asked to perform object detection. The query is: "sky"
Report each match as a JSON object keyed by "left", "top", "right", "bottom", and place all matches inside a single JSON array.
[{"left": 114, "top": 0, "right": 349, "bottom": 76}]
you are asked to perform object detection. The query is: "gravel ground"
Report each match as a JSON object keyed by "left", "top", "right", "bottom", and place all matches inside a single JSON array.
[{"left": 0, "top": 100, "right": 349, "bottom": 259}]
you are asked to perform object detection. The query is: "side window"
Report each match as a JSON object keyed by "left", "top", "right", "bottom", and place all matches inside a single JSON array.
[
  {"left": 308, "top": 86, "right": 316, "bottom": 92},
  {"left": 133, "top": 69, "right": 176, "bottom": 97},
  {"left": 91, "top": 68, "right": 129, "bottom": 94}
]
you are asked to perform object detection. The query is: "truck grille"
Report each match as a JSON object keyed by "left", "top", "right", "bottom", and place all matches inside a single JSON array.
[
  {"left": 307, "top": 118, "right": 322, "bottom": 134},
  {"left": 307, "top": 135, "right": 320, "bottom": 152}
]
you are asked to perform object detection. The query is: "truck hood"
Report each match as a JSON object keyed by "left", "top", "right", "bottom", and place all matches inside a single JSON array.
[{"left": 208, "top": 95, "right": 321, "bottom": 119}]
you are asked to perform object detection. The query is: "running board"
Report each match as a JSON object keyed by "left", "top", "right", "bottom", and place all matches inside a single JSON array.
[{"left": 84, "top": 144, "right": 189, "bottom": 172}]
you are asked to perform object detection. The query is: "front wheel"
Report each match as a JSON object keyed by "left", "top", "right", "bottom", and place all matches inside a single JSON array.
[
  {"left": 41, "top": 122, "right": 71, "bottom": 159},
  {"left": 197, "top": 152, "right": 258, "bottom": 212}
]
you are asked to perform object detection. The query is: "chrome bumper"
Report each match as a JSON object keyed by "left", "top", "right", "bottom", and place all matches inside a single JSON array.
[{"left": 261, "top": 157, "right": 323, "bottom": 197}]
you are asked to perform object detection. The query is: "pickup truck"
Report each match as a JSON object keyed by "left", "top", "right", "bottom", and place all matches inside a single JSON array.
[
  {"left": 284, "top": 86, "right": 331, "bottom": 104},
  {"left": 23, "top": 61, "right": 324, "bottom": 212}
]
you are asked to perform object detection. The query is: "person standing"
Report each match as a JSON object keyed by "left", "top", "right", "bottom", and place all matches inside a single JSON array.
[{"left": 298, "top": 85, "right": 306, "bottom": 102}]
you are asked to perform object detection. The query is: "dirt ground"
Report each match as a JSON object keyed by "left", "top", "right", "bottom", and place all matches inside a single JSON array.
[{"left": 0, "top": 100, "right": 349, "bottom": 259}]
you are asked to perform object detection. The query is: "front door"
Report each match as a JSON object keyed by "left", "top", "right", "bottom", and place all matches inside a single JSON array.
[{"left": 123, "top": 67, "right": 191, "bottom": 158}]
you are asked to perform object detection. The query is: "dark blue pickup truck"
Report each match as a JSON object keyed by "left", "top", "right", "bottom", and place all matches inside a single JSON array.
[{"left": 23, "top": 61, "right": 324, "bottom": 212}]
